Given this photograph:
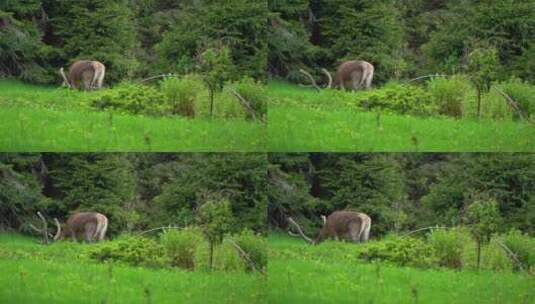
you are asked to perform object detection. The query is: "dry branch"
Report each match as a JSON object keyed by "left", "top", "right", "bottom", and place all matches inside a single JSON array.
[{"left": 401, "top": 226, "right": 450, "bottom": 237}]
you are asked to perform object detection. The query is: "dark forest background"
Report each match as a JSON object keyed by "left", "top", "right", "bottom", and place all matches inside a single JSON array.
[
  {"left": 269, "top": 0, "right": 535, "bottom": 84},
  {"left": 0, "top": 0, "right": 268, "bottom": 84},
  {"left": 0, "top": 153, "right": 267, "bottom": 236},
  {"left": 2, "top": 1, "right": 534, "bottom": 85},
  {"left": 268, "top": 153, "right": 535, "bottom": 237}
]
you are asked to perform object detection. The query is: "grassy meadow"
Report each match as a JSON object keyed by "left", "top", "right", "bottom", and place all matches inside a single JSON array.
[
  {"left": 268, "top": 234, "right": 535, "bottom": 304},
  {"left": 267, "top": 81, "right": 535, "bottom": 152},
  {"left": 0, "top": 234, "right": 266, "bottom": 304},
  {"left": 0, "top": 80, "right": 265, "bottom": 152}
]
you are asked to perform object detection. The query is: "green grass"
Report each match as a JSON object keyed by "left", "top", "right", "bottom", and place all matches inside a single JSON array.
[
  {"left": 0, "top": 80, "right": 265, "bottom": 152},
  {"left": 268, "top": 234, "right": 535, "bottom": 304},
  {"left": 267, "top": 82, "right": 535, "bottom": 152},
  {"left": 0, "top": 234, "right": 266, "bottom": 303}
]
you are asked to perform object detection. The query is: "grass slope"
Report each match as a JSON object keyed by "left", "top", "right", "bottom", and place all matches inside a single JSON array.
[
  {"left": 0, "top": 234, "right": 266, "bottom": 304},
  {"left": 0, "top": 80, "right": 265, "bottom": 152},
  {"left": 268, "top": 234, "right": 535, "bottom": 304},
  {"left": 267, "top": 82, "right": 535, "bottom": 152}
]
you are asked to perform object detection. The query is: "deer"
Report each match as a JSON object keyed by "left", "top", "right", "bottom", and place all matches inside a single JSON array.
[
  {"left": 299, "top": 60, "right": 374, "bottom": 91},
  {"left": 287, "top": 210, "right": 371, "bottom": 245},
  {"left": 60, "top": 60, "right": 106, "bottom": 91},
  {"left": 30, "top": 211, "right": 108, "bottom": 243}
]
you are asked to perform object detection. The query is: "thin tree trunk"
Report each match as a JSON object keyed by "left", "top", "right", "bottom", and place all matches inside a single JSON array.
[
  {"left": 209, "top": 88, "right": 214, "bottom": 118},
  {"left": 476, "top": 239, "right": 481, "bottom": 271},
  {"left": 209, "top": 241, "right": 214, "bottom": 270},
  {"left": 476, "top": 87, "right": 481, "bottom": 118}
]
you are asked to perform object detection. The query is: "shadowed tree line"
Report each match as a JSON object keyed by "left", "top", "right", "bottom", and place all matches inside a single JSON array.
[
  {"left": 268, "top": 0, "right": 535, "bottom": 84},
  {"left": 268, "top": 153, "right": 535, "bottom": 237},
  {"left": 0, "top": 153, "right": 267, "bottom": 236},
  {"left": 0, "top": 0, "right": 268, "bottom": 84}
]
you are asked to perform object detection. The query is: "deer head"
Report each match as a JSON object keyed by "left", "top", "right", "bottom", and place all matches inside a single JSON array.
[
  {"left": 30, "top": 212, "right": 108, "bottom": 243},
  {"left": 299, "top": 60, "right": 374, "bottom": 91},
  {"left": 59, "top": 60, "right": 106, "bottom": 91},
  {"left": 287, "top": 210, "right": 371, "bottom": 245}
]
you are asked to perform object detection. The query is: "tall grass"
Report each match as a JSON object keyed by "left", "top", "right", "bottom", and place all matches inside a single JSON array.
[
  {"left": 0, "top": 80, "right": 265, "bottom": 151},
  {"left": 268, "top": 234, "right": 534, "bottom": 304},
  {"left": 268, "top": 106, "right": 535, "bottom": 152},
  {"left": 267, "top": 81, "right": 535, "bottom": 152},
  {"left": 0, "top": 234, "right": 266, "bottom": 304}
]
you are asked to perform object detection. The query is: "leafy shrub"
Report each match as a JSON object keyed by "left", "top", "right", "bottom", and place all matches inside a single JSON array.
[
  {"left": 233, "top": 229, "right": 267, "bottom": 272},
  {"left": 88, "top": 236, "right": 168, "bottom": 268},
  {"left": 427, "top": 228, "right": 470, "bottom": 269},
  {"left": 159, "top": 75, "right": 204, "bottom": 118},
  {"left": 356, "top": 83, "right": 436, "bottom": 116},
  {"left": 499, "top": 230, "right": 535, "bottom": 272},
  {"left": 160, "top": 228, "right": 204, "bottom": 270},
  {"left": 501, "top": 79, "right": 535, "bottom": 120},
  {"left": 91, "top": 82, "right": 167, "bottom": 116},
  {"left": 359, "top": 236, "right": 437, "bottom": 268},
  {"left": 427, "top": 76, "right": 472, "bottom": 118},
  {"left": 194, "top": 239, "right": 244, "bottom": 272},
  {"left": 230, "top": 78, "right": 268, "bottom": 121},
  {"left": 461, "top": 240, "right": 512, "bottom": 272}
]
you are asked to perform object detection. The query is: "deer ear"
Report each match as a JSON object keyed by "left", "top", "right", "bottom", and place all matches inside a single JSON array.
[{"left": 320, "top": 215, "right": 327, "bottom": 225}]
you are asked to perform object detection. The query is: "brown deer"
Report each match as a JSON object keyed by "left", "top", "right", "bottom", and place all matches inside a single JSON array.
[
  {"left": 31, "top": 212, "right": 108, "bottom": 243},
  {"left": 60, "top": 60, "right": 106, "bottom": 90},
  {"left": 287, "top": 210, "right": 371, "bottom": 245},
  {"left": 299, "top": 60, "right": 374, "bottom": 91}
]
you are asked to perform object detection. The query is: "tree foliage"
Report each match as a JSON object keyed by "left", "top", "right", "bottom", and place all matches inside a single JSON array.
[{"left": 270, "top": 153, "right": 535, "bottom": 236}]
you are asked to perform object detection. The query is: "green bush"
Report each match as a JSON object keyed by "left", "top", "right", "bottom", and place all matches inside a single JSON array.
[
  {"left": 159, "top": 75, "right": 204, "bottom": 118},
  {"left": 427, "top": 76, "right": 472, "bottom": 118},
  {"left": 230, "top": 78, "right": 268, "bottom": 121},
  {"left": 359, "top": 236, "right": 437, "bottom": 268},
  {"left": 356, "top": 83, "right": 436, "bottom": 116},
  {"left": 160, "top": 228, "right": 204, "bottom": 270},
  {"left": 460, "top": 236, "right": 512, "bottom": 272},
  {"left": 501, "top": 79, "right": 535, "bottom": 120},
  {"left": 427, "top": 228, "right": 470, "bottom": 269},
  {"left": 499, "top": 230, "right": 535, "bottom": 272},
  {"left": 233, "top": 229, "right": 267, "bottom": 272},
  {"left": 90, "top": 82, "right": 167, "bottom": 116},
  {"left": 194, "top": 239, "right": 245, "bottom": 272},
  {"left": 88, "top": 235, "right": 168, "bottom": 268}
]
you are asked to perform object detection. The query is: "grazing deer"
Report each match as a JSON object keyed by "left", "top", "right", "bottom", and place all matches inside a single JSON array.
[
  {"left": 60, "top": 60, "right": 106, "bottom": 90},
  {"left": 287, "top": 210, "right": 371, "bottom": 245},
  {"left": 300, "top": 60, "right": 374, "bottom": 91},
  {"left": 31, "top": 212, "right": 108, "bottom": 243}
]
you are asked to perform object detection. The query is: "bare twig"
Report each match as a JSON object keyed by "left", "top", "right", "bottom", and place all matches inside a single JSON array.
[
  {"left": 229, "top": 88, "right": 265, "bottom": 123},
  {"left": 227, "top": 239, "right": 266, "bottom": 276},
  {"left": 407, "top": 74, "right": 448, "bottom": 83},
  {"left": 136, "top": 226, "right": 183, "bottom": 236},
  {"left": 493, "top": 239, "right": 529, "bottom": 274},
  {"left": 401, "top": 226, "right": 450, "bottom": 237},
  {"left": 493, "top": 87, "right": 534, "bottom": 125},
  {"left": 138, "top": 73, "right": 178, "bottom": 84}
]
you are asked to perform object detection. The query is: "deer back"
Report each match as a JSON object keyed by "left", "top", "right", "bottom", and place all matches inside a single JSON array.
[
  {"left": 316, "top": 211, "right": 364, "bottom": 242},
  {"left": 68, "top": 61, "right": 95, "bottom": 90}
]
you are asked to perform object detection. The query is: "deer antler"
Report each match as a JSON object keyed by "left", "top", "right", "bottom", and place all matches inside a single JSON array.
[
  {"left": 299, "top": 69, "right": 321, "bottom": 92},
  {"left": 36, "top": 211, "right": 49, "bottom": 244},
  {"left": 321, "top": 68, "right": 333, "bottom": 89},
  {"left": 53, "top": 218, "right": 62, "bottom": 241},
  {"left": 59, "top": 67, "right": 71, "bottom": 88},
  {"left": 287, "top": 217, "right": 314, "bottom": 244}
]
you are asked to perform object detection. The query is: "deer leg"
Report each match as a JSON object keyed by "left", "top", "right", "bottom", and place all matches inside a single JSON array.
[
  {"left": 348, "top": 222, "right": 361, "bottom": 243},
  {"left": 85, "top": 222, "right": 97, "bottom": 242}
]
